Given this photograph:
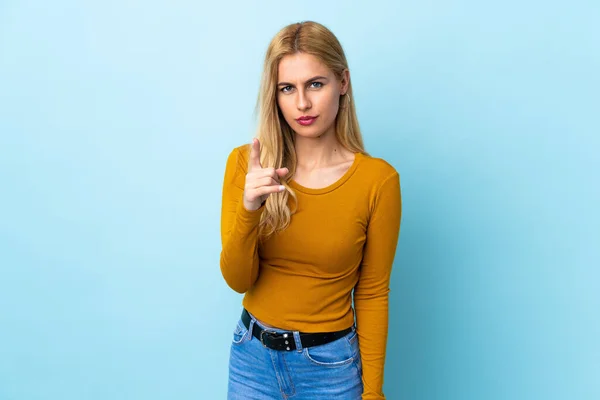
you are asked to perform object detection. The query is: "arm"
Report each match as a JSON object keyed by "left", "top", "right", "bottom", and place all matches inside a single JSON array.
[
  {"left": 219, "top": 146, "right": 264, "bottom": 293},
  {"left": 354, "top": 171, "right": 402, "bottom": 399}
]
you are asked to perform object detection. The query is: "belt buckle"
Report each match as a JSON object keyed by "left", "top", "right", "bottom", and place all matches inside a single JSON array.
[{"left": 259, "top": 329, "right": 277, "bottom": 348}]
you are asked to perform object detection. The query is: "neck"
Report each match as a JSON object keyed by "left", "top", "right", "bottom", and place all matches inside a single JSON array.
[{"left": 294, "top": 128, "right": 345, "bottom": 170}]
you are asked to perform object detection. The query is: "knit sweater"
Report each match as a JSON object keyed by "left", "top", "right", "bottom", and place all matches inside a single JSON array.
[{"left": 220, "top": 143, "right": 402, "bottom": 399}]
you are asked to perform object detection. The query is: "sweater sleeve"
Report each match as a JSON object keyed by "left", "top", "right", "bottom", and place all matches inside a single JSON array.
[
  {"left": 354, "top": 171, "right": 402, "bottom": 400},
  {"left": 219, "top": 146, "right": 264, "bottom": 293}
]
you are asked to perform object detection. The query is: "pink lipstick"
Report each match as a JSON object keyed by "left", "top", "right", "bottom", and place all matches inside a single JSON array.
[{"left": 296, "top": 116, "right": 318, "bottom": 126}]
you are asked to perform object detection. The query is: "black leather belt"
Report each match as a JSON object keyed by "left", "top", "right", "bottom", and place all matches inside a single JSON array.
[{"left": 241, "top": 308, "right": 353, "bottom": 352}]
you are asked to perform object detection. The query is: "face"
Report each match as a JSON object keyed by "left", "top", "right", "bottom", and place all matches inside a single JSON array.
[{"left": 276, "top": 52, "right": 349, "bottom": 139}]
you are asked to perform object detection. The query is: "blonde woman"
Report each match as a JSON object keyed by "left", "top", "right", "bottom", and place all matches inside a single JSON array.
[{"left": 220, "top": 21, "right": 402, "bottom": 400}]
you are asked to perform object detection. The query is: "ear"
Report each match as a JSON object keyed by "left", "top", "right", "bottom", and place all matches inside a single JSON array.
[{"left": 340, "top": 69, "right": 350, "bottom": 95}]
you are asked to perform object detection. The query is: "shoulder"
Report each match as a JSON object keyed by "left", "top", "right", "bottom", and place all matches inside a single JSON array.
[
  {"left": 356, "top": 153, "right": 401, "bottom": 214},
  {"left": 228, "top": 143, "right": 251, "bottom": 161},
  {"left": 357, "top": 152, "right": 400, "bottom": 186},
  {"left": 233, "top": 143, "right": 251, "bottom": 159},
  {"left": 226, "top": 143, "right": 252, "bottom": 172}
]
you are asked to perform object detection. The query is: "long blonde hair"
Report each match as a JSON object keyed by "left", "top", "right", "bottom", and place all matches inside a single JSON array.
[{"left": 252, "top": 21, "right": 368, "bottom": 242}]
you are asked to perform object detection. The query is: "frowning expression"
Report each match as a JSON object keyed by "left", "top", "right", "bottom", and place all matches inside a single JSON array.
[{"left": 276, "top": 52, "right": 348, "bottom": 138}]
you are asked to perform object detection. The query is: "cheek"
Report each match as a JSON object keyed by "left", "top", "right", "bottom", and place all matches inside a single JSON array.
[
  {"left": 277, "top": 96, "right": 294, "bottom": 119},
  {"left": 321, "top": 92, "right": 340, "bottom": 118}
]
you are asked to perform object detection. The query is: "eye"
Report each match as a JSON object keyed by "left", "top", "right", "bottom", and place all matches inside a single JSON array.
[
  {"left": 310, "top": 81, "right": 323, "bottom": 89},
  {"left": 280, "top": 85, "right": 293, "bottom": 93}
]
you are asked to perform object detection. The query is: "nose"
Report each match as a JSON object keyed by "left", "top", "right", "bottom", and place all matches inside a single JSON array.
[{"left": 296, "top": 89, "right": 311, "bottom": 111}]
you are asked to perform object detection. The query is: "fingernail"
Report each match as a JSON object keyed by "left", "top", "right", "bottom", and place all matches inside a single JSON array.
[{"left": 279, "top": 185, "right": 285, "bottom": 191}]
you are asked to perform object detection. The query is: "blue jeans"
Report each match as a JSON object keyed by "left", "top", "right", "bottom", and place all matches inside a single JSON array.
[{"left": 227, "top": 310, "right": 364, "bottom": 399}]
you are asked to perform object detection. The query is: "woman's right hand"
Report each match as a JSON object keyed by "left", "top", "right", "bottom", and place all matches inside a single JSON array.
[{"left": 243, "top": 138, "right": 288, "bottom": 211}]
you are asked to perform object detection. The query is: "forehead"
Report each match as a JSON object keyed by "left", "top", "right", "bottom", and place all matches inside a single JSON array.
[{"left": 277, "top": 52, "right": 333, "bottom": 82}]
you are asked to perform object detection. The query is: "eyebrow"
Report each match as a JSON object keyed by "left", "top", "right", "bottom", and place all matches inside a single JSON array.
[{"left": 277, "top": 76, "right": 328, "bottom": 87}]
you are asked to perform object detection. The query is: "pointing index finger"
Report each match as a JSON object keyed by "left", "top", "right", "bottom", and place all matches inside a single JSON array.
[{"left": 249, "top": 138, "right": 262, "bottom": 170}]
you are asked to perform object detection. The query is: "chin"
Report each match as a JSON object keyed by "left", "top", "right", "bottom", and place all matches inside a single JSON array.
[
  {"left": 294, "top": 124, "right": 333, "bottom": 139},
  {"left": 294, "top": 130, "right": 328, "bottom": 139}
]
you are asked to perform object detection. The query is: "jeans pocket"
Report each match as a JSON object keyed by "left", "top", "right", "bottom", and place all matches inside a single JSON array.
[
  {"left": 232, "top": 320, "right": 248, "bottom": 345},
  {"left": 303, "top": 334, "right": 354, "bottom": 367},
  {"left": 344, "top": 327, "right": 358, "bottom": 345},
  {"left": 344, "top": 327, "right": 360, "bottom": 356}
]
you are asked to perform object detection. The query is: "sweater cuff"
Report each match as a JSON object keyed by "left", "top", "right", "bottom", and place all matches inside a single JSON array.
[{"left": 235, "top": 198, "right": 264, "bottom": 225}]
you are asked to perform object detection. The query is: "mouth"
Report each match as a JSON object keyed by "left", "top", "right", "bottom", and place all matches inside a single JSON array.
[{"left": 296, "top": 116, "right": 318, "bottom": 126}]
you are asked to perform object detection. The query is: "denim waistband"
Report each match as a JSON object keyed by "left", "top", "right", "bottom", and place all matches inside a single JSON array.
[{"left": 244, "top": 309, "right": 294, "bottom": 333}]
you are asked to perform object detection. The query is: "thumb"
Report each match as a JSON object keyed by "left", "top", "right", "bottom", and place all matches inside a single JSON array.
[{"left": 275, "top": 167, "right": 289, "bottom": 177}]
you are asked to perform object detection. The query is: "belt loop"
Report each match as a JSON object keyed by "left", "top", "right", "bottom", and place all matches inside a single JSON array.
[
  {"left": 293, "top": 330, "right": 302, "bottom": 353},
  {"left": 248, "top": 319, "right": 255, "bottom": 342},
  {"left": 246, "top": 310, "right": 256, "bottom": 342}
]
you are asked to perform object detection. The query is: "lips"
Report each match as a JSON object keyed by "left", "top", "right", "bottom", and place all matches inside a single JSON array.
[{"left": 296, "top": 116, "right": 318, "bottom": 126}]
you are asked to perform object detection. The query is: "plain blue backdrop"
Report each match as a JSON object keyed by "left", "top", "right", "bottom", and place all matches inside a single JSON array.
[{"left": 1, "top": 1, "right": 598, "bottom": 399}]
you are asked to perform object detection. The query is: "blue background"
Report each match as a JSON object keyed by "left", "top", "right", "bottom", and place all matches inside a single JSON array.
[{"left": 1, "top": 1, "right": 598, "bottom": 399}]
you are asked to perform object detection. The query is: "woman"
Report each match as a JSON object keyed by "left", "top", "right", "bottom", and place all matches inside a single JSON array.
[{"left": 220, "top": 21, "right": 401, "bottom": 400}]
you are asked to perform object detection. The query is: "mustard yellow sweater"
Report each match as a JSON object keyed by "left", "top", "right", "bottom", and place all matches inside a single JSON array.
[{"left": 220, "top": 143, "right": 402, "bottom": 399}]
